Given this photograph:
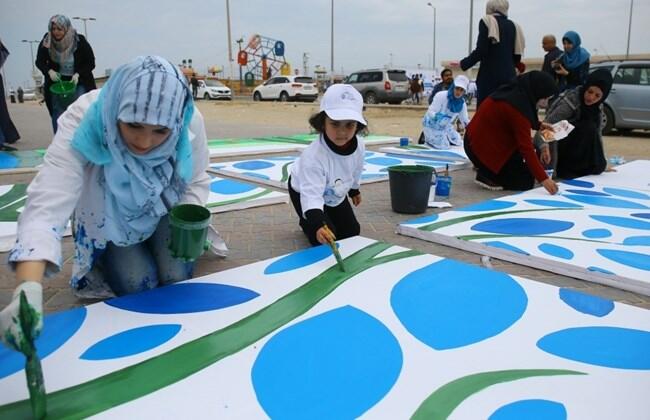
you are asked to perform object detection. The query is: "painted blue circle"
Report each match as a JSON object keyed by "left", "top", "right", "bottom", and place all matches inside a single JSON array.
[
  {"left": 537, "top": 327, "right": 650, "bottom": 370},
  {"left": 623, "top": 236, "right": 650, "bottom": 246},
  {"left": 561, "top": 179, "right": 594, "bottom": 188},
  {"left": 538, "top": 243, "right": 574, "bottom": 260},
  {"left": 233, "top": 160, "right": 275, "bottom": 170},
  {"left": 210, "top": 178, "right": 257, "bottom": 195},
  {"left": 631, "top": 213, "right": 650, "bottom": 220},
  {"left": 365, "top": 157, "right": 403, "bottom": 166},
  {"left": 603, "top": 187, "right": 650, "bottom": 200},
  {"left": 264, "top": 244, "right": 337, "bottom": 274},
  {"left": 80, "top": 324, "right": 181, "bottom": 360},
  {"left": 596, "top": 249, "right": 650, "bottom": 271},
  {"left": 485, "top": 241, "right": 530, "bottom": 255},
  {"left": 421, "top": 150, "right": 464, "bottom": 159},
  {"left": 0, "top": 307, "right": 87, "bottom": 379},
  {"left": 242, "top": 172, "right": 271, "bottom": 180},
  {"left": 265, "top": 156, "right": 297, "bottom": 161},
  {"left": 564, "top": 189, "right": 609, "bottom": 196},
  {"left": 587, "top": 266, "right": 615, "bottom": 275},
  {"left": 582, "top": 228, "right": 612, "bottom": 239},
  {"left": 252, "top": 306, "right": 402, "bottom": 419},
  {"left": 471, "top": 218, "right": 574, "bottom": 235},
  {"left": 591, "top": 215, "right": 650, "bottom": 230},
  {"left": 0, "top": 152, "right": 19, "bottom": 169},
  {"left": 364, "top": 151, "right": 375, "bottom": 157},
  {"left": 489, "top": 399, "right": 567, "bottom": 420},
  {"left": 563, "top": 194, "right": 648, "bottom": 210},
  {"left": 523, "top": 199, "right": 582, "bottom": 209},
  {"left": 106, "top": 283, "right": 259, "bottom": 314},
  {"left": 559, "top": 288, "right": 614, "bottom": 317},
  {"left": 391, "top": 259, "right": 528, "bottom": 350},
  {"left": 402, "top": 213, "right": 439, "bottom": 225},
  {"left": 457, "top": 200, "right": 517, "bottom": 212}
]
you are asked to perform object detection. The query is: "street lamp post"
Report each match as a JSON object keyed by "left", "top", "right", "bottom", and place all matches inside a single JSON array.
[
  {"left": 426, "top": 2, "right": 436, "bottom": 70},
  {"left": 468, "top": 0, "right": 474, "bottom": 55},
  {"left": 21, "top": 40, "right": 39, "bottom": 74},
  {"left": 225, "top": 0, "right": 234, "bottom": 81},
  {"left": 626, "top": 0, "right": 634, "bottom": 59},
  {"left": 72, "top": 16, "right": 96, "bottom": 39},
  {"left": 331, "top": 0, "right": 334, "bottom": 73}
]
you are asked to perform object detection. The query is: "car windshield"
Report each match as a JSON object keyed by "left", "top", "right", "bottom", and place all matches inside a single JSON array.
[
  {"left": 387, "top": 71, "right": 408, "bottom": 82},
  {"left": 294, "top": 77, "right": 313, "bottom": 84},
  {"left": 206, "top": 80, "right": 224, "bottom": 87}
]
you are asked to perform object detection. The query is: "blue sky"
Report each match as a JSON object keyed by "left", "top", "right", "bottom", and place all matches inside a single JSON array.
[{"left": 2, "top": 0, "right": 649, "bottom": 88}]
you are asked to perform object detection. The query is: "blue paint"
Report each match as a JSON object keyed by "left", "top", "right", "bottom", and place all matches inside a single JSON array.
[
  {"left": 364, "top": 151, "right": 375, "bottom": 157},
  {"left": 402, "top": 213, "right": 438, "bottom": 225},
  {"left": 415, "top": 161, "right": 447, "bottom": 167},
  {"left": 631, "top": 213, "right": 650, "bottom": 220},
  {"left": 587, "top": 266, "right": 615, "bottom": 275},
  {"left": 564, "top": 189, "right": 609, "bottom": 196},
  {"left": 265, "top": 244, "right": 337, "bottom": 274},
  {"left": 0, "top": 152, "right": 19, "bottom": 169},
  {"left": 0, "top": 307, "right": 87, "bottom": 379},
  {"left": 457, "top": 200, "right": 517, "bottom": 212},
  {"left": 563, "top": 194, "right": 648, "bottom": 210},
  {"left": 537, "top": 327, "right": 650, "bottom": 370},
  {"left": 559, "top": 288, "right": 614, "bottom": 317},
  {"left": 106, "top": 283, "right": 259, "bottom": 314},
  {"left": 485, "top": 241, "right": 530, "bottom": 255},
  {"left": 365, "top": 156, "right": 403, "bottom": 166},
  {"left": 561, "top": 179, "right": 594, "bottom": 188},
  {"left": 538, "top": 243, "right": 574, "bottom": 260},
  {"left": 590, "top": 215, "right": 650, "bottom": 230},
  {"left": 623, "top": 236, "right": 650, "bottom": 246},
  {"left": 80, "top": 324, "right": 181, "bottom": 360},
  {"left": 420, "top": 150, "right": 464, "bottom": 159},
  {"left": 242, "top": 171, "right": 271, "bottom": 180},
  {"left": 232, "top": 160, "right": 275, "bottom": 170},
  {"left": 582, "top": 228, "right": 612, "bottom": 239},
  {"left": 391, "top": 259, "right": 527, "bottom": 350},
  {"left": 597, "top": 249, "right": 650, "bottom": 271},
  {"left": 603, "top": 187, "right": 650, "bottom": 200},
  {"left": 265, "top": 156, "right": 297, "bottom": 161},
  {"left": 489, "top": 399, "right": 567, "bottom": 420},
  {"left": 210, "top": 178, "right": 257, "bottom": 195},
  {"left": 471, "top": 218, "right": 574, "bottom": 235},
  {"left": 361, "top": 173, "right": 384, "bottom": 179},
  {"left": 252, "top": 306, "right": 402, "bottom": 419},
  {"left": 523, "top": 199, "right": 582, "bottom": 209}
]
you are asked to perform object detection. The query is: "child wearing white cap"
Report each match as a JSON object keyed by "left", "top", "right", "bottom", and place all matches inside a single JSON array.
[
  {"left": 289, "top": 84, "right": 367, "bottom": 246},
  {"left": 422, "top": 75, "right": 471, "bottom": 149}
]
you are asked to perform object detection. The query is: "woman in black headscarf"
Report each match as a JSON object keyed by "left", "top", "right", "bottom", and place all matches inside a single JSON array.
[
  {"left": 534, "top": 69, "right": 614, "bottom": 179},
  {"left": 464, "top": 71, "right": 559, "bottom": 194}
]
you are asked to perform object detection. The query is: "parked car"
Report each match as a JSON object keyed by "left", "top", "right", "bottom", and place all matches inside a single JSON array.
[
  {"left": 197, "top": 79, "right": 232, "bottom": 100},
  {"left": 252, "top": 75, "right": 318, "bottom": 102},
  {"left": 589, "top": 60, "right": 650, "bottom": 134},
  {"left": 344, "top": 69, "right": 410, "bottom": 104}
]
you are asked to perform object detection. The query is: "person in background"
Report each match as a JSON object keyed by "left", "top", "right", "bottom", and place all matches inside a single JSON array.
[
  {"left": 552, "top": 31, "right": 590, "bottom": 92},
  {"left": 428, "top": 68, "right": 453, "bottom": 105},
  {"left": 541, "top": 34, "right": 562, "bottom": 83},
  {"left": 422, "top": 75, "right": 470, "bottom": 149},
  {"left": 0, "top": 37, "right": 20, "bottom": 150},
  {"left": 190, "top": 73, "right": 199, "bottom": 99},
  {"left": 289, "top": 84, "right": 366, "bottom": 246},
  {"left": 0, "top": 56, "right": 211, "bottom": 352},
  {"left": 460, "top": 0, "right": 525, "bottom": 107},
  {"left": 464, "top": 71, "right": 559, "bottom": 193},
  {"left": 534, "top": 69, "right": 614, "bottom": 179},
  {"left": 36, "top": 14, "right": 97, "bottom": 133},
  {"left": 410, "top": 74, "right": 422, "bottom": 104}
]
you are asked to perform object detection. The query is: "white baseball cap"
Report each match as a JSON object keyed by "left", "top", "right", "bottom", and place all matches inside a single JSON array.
[
  {"left": 453, "top": 75, "right": 470, "bottom": 92},
  {"left": 320, "top": 84, "right": 367, "bottom": 125}
]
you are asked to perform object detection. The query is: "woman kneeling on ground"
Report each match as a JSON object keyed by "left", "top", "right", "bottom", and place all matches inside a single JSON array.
[
  {"left": 422, "top": 75, "right": 471, "bottom": 150},
  {"left": 464, "top": 70, "right": 559, "bottom": 194},
  {"left": 534, "top": 69, "right": 614, "bottom": 179},
  {"left": 0, "top": 56, "right": 210, "bottom": 352}
]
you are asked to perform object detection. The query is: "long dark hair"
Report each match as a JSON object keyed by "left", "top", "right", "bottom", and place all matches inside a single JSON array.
[{"left": 308, "top": 111, "right": 368, "bottom": 136}]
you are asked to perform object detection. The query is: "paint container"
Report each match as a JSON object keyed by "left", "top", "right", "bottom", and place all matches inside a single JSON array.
[
  {"left": 400, "top": 137, "right": 409, "bottom": 147},
  {"left": 387, "top": 165, "right": 433, "bottom": 214},
  {"left": 435, "top": 175, "right": 452, "bottom": 200},
  {"left": 168, "top": 204, "right": 211, "bottom": 261},
  {"left": 49, "top": 81, "right": 77, "bottom": 107}
]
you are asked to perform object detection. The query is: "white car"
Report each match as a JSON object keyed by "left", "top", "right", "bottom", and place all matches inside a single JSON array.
[
  {"left": 197, "top": 79, "right": 232, "bottom": 100},
  {"left": 252, "top": 75, "right": 318, "bottom": 102}
]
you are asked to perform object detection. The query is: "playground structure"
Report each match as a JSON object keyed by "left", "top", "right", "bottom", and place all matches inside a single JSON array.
[{"left": 238, "top": 34, "right": 291, "bottom": 86}]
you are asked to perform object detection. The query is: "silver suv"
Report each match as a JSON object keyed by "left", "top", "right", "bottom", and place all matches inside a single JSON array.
[
  {"left": 344, "top": 69, "right": 410, "bottom": 104},
  {"left": 590, "top": 60, "right": 650, "bottom": 134}
]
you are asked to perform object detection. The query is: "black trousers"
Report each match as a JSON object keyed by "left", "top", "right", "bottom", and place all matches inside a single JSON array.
[
  {"left": 464, "top": 132, "right": 535, "bottom": 191},
  {"left": 288, "top": 178, "right": 360, "bottom": 246}
]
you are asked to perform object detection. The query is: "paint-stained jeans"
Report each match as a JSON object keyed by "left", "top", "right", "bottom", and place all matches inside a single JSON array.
[{"left": 96, "top": 216, "right": 194, "bottom": 296}]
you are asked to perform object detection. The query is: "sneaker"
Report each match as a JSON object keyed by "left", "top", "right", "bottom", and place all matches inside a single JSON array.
[{"left": 474, "top": 174, "right": 504, "bottom": 191}]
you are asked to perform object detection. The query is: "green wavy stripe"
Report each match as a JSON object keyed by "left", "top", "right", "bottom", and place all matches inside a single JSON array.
[
  {"left": 411, "top": 369, "right": 586, "bottom": 420},
  {"left": 281, "top": 161, "right": 293, "bottom": 182},
  {"left": 0, "top": 241, "right": 420, "bottom": 419},
  {"left": 205, "top": 188, "right": 274, "bottom": 208},
  {"left": 0, "top": 184, "right": 28, "bottom": 222}
]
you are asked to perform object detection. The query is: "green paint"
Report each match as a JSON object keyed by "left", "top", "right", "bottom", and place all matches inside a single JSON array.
[
  {"left": 411, "top": 369, "right": 586, "bottom": 420},
  {"left": 457, "top": 233, "right": 613, "bottom": 244},
  {"left": 0, "top": 184, "right": 28, "bottom": 222},
  {"left": 417, "top": 208, "right": 581, "bottom": 232},
  {"left": 205, "top": 188, "right": 275, "bottom": 208},
  {"left": 0, "top": 241, "right": 420, "bottom": 419},
  {"left": 19, "top": 292, "right": 46, "bottom": 419},
  {"left": 280, "top": 161, "right": 292, "bottom": 183}
]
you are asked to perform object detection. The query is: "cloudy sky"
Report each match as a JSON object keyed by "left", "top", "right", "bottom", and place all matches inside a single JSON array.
[{"left": 2, "top": 0, "right": 649, "bottom": 88}]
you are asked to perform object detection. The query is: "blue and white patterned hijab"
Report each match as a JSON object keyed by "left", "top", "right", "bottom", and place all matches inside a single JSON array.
[{"left": 72, "top": 56, "right": 194, "bottom": 246}]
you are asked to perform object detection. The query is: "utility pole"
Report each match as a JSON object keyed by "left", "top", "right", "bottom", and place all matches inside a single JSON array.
[
  {"left": 225, "top": 0, "right": 234, "bottom": 81},
  {"left": 468, "top": 0, "right": 474, "bottom": 55},
  {"left": 626, "top": 0, "right": 634, "bottom": 59},
  {"left": 330, "top": 0, "right": 334, "bottom": 73}
]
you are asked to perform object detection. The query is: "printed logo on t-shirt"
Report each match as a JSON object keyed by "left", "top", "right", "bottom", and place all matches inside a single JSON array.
[{"left": 323, "top": 178, "right": 347, "bottom": 206}]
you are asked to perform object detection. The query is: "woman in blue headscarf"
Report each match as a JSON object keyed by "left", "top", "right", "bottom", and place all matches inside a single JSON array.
[
  {"left": 0, "top": 56, "right": 211, "bottom": 351},
  {"left": 552, "top": 30, "right": 591, "bottom": 91},
  {"left": 422, "top": 75, "right": 471, "bottom": 149}
]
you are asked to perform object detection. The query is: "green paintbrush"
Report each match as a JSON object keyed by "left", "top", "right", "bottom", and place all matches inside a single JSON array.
[
  {"left": 322, "top": 223, "right": 345, "bottom": 272},
  {"left": 18, "top": 291, "right": 47, "bottom": 419}
]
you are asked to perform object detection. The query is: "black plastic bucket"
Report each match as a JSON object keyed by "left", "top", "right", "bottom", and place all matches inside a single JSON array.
[{"left": 387, "top": 165, "right": 434, "bottom": 214}]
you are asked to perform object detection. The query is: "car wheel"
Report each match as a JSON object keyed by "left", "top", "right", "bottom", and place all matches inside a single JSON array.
[
  {"left": 279, "top": 91, "right": 289, "bottom": 102},
  {"left": 364, "top": 91, "right": 378, "bottom": 104},
  {"left": 203, "top": 93, "right": 210, "bottom": 100},
  {"left": 602, "top": 106, "right": 614, "bottom": 135},
  {"left": 253, "top": 91, "right": 262, "bottom": 101}
]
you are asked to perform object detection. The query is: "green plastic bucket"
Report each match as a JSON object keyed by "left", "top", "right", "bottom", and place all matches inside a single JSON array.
[
  {"left": 49, "top": 81, "right": 77, "bottom": 106},
  {"left": 168, "top": 204, "right": 211, "bottom": 261},
  {"left": 387, "top": 165, "right": 433, "bottom": 214}
]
